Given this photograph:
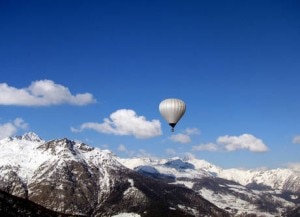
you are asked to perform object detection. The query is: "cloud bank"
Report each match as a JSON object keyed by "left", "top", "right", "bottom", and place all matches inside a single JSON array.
[
  {"left": 0, "top": 118, "right": 28, "bottom": 139},
  {"left": 72, "top": 109, "right": 162, "bottom": 139},
  {"left": 0, "top": 80, "right": 95, "bottom": 106},
  {"left": 217, "top": 134, "right": 269, "bottom": 152},
  {"left": 193, "top": 134, "right": 269, "bottom": 152}
]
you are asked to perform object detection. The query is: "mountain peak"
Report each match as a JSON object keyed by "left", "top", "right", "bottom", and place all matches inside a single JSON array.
[{"left": 20, "top": 132, "right": 43, "bottom": 142}]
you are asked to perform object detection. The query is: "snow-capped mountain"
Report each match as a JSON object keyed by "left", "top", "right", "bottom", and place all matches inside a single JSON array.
[
  {"left": 0, "top": 132, "right": 299, "bottom": 216},
  {"left": 0, "top": 133, "right": 228, "bottom": 217},
  {"left": 120, "top": 156, "right": 300, "bottom": 193},
  {"left": 119, "top": 156, "right": 300, "bottom": 216},
  {"left": 218, "top": 167, "right": 300, "bottom": 193}
]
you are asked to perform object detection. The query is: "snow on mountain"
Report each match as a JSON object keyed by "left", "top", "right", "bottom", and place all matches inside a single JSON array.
[
  {"left": 121, "top": 155, "right": 300, "bottom": 194},
  {"left": 0, "top": 132, "right": 47, "bottom": 183},
  {"left": 119, "top": 155, "right": 300, "bottom": 216},
  {"left": 120, "top": 157, "right": 213, "bottom": 180},
  {"left": 0, "top": 132, "right": 117, "bottom": 185},
  {"left": 1, "top": 132, "right": 299, "bottom": 216},
  {"left": 0, "top": 133, "right": 229, "bottom": 217},
  {"left": 118, "top": 157, "right": 166, "bottom": 170},
  {"left": 181, "top": 156, "right": 300, "bottom": 193},
  {"left": 20, "top": 132, "right": 43, "bottom": 142},
  {"left": 218, "top": 167, "right": 300, "bottom": 193},
  {"left": 0, "top": 133, "right": 126, "bottom": 215}
]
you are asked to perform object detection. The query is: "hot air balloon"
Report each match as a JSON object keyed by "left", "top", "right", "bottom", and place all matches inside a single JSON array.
[{"left": 159, "top": 98, "right": 186, "bottom": 132}]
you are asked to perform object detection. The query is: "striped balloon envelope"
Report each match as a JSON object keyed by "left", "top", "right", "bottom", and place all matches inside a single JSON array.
[{"left": 159, "top": 98, "right": 186, "bottom": 132}]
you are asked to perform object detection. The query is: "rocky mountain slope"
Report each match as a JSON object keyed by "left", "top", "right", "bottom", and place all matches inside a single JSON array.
[
  {"left": 0, "top": 132, "right": 299, "bottom": 216},
  {"left": 120, "top": 156, "right": 300, "bottom": 193},
  {"left": 120, "top": 157, "right": 300, "bottom": 216},
  {"left": 0, "top": 189, "right": 75, "bottom": 217},
  {"left": 0, "top": 133, "right": 228, "bottom": 217}
]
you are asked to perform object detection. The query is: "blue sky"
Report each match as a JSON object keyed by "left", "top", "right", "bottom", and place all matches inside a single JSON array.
[{"left": 1, "top": 0, "right": 300, "bottom": 169}]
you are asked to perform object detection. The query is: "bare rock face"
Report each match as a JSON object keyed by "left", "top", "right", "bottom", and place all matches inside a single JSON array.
[
  {"left": 27, "top": 140, "right": 98, "bottom": 215},
  {"left": 0, "top": 166, "right": 27, "bottom": 198}
]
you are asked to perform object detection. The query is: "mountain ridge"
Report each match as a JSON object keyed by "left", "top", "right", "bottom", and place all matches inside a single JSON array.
[
  {"left": 0, "top": 132, "right": 299, "bottom": 216},
  {"left": 0, "top": 132, "right": 229, "bottom": 217},
  {"left": 119, "top": 155, "right": 300, "bottom": 216},
  {"left": 120, "top": 155, "right": 300, "bottom": 194}
]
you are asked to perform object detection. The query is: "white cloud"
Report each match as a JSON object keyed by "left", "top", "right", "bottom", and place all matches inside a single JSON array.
[
  {"left": 217, "top": 134, "right": 269, "bottom": 152},
  {"left": 192, "top": 143, "right": 219, "bottom": 152},
  {"left": 170, "top": 133, "right": 191, "bottom": 143},
  {"left": 0, "top": 123, "right": 17, "bottom": 139},
  {"left": 0, "top": 118, "right": 28, "bottom": 139},
  {"left": 72, "top": 109, "right": 162, "bottom": 139},
  {"left": 292, "top": 135, "right": 300, "bottom": 144},
  {"left": 192, "top": 134, "right": 269, "bottom": 153},
  {"left": 0, "top": 80, "right": 95, "bottom": 106},
  {"left": 169, "top": 127, "right": 200, "bottom": 144},
  {"left": 13, "top": 118, "right": 28, "bottom": 130}
]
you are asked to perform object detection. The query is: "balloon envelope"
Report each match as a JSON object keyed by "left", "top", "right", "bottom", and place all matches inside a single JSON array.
[{"left": 159, "top": 98, "right": 186, "bottom": 131}]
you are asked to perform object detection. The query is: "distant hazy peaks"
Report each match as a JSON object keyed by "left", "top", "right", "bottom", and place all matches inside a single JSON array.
[{"left": 20, "top": 132, "right": 43, "bottom": 142}]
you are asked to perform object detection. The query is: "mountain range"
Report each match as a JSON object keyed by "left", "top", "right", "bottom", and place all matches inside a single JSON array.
[{"left": 0, "top": 132, "right": 299, "bottom": 216}]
